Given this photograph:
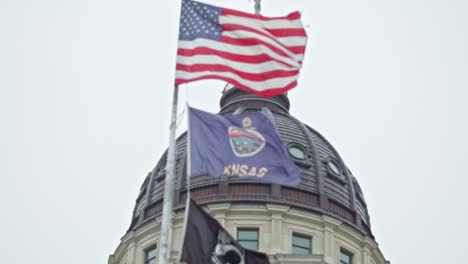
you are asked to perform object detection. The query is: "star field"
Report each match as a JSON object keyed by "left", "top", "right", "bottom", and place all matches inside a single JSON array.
[{"left": 178, "top": 0, "right": 222, "bottom": 41}]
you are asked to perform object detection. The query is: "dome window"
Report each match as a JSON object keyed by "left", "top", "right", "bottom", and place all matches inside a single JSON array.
[
  {"left": 287, "top": 143, "right": 306, "bottom": 160},
  {"left": 326, "top": 157, "right": 345, "bottom": 182}
]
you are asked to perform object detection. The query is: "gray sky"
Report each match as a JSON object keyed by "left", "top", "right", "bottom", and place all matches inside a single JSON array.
[{"left": 1, "top": 0, "right": 467, "bottom": 263}]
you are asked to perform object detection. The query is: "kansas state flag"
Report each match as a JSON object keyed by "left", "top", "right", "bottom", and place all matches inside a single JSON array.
[{"left": 189, "top": 107, "right": 301, "bottom": 186}]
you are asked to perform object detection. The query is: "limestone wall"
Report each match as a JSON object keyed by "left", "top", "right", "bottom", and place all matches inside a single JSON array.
[{"left": 109, "top": 203, "right": 387, "bottom": 264}]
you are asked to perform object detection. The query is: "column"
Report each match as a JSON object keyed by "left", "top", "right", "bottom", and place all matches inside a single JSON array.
[
  {"left": 322, "top": 216, "right": 340, "bottom": 264},
  {"left": 267, "top": 204, "right": 289, "bottom": 254}
]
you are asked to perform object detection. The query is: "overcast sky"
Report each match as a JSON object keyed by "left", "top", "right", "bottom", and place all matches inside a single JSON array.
[{"left": 1, "top": 0, "right": 467, "bottom": 263}]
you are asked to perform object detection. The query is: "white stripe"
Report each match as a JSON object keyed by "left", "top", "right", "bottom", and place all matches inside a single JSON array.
[
  {"left": 178, "top": 39, "right": 300, "bottom": 69},
  {"left": 176, "top": 70, "right": 297, "bottom": 92},
  {"left": 223, "top": 30, "right": 303, "bottom": 62},
  {"left": 220, "top": 15, "right": 303, "bottom": 30},
  {"left": 177, "top": 54, "right": 297, "bottom": 73},
  {"left": 277, "top": 36, "right": 308, "bottom": 47}
]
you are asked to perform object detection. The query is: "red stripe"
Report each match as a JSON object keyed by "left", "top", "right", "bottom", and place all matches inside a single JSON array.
[
  {"left": 222, "top": 23, "right": 306, "bottom": 38},
  {"left": 288, "top": 46, "right": 306, "bottom": 54},
  {"left": 222, "top": 8, "right": 301, "bottom": 21},
  {"left": 222, "top": 24, "right": 305, "bottom": 50},
  {"left": 267, "top": 28, "right": 307, "bottom": 37},
  {"left": 221, "top": 36, "right": 303, "bottom": 61},
  {"left": 176, "top": 76, "right": 297, "bottom": 97},
  {"left": 178, "top": 47, "right": 295, "bottom": 68},
  {"left": 176, "top": 63, "right": 299, "bottom": 81}
]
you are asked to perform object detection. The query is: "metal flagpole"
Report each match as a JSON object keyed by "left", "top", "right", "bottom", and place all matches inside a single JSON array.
[
  {"left": 254, "top": 0, "right": 261, "bottom": 14},
  {"left": 172, "top": 2, "right": 262, "bottom": 263},
  {"left": 158, "top": 85, "right": 179, "bottom": 264}
]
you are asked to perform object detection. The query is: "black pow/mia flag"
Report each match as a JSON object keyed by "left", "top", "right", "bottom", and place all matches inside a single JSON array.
[{"left": 180, "top": 199, "right": 270, "bottom": 264}]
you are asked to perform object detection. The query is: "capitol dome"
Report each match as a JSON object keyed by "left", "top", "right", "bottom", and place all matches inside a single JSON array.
[{"left": 109, "top": 88, "right": 388, "bottom": 264}]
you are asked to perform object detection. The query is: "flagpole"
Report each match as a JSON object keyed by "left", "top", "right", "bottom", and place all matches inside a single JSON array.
[
  {"left": 158, "top": 84, "right": 179, "bottom": 264},
  {"left": 254, "top": 0, "right": 261, "bottom": 14}
]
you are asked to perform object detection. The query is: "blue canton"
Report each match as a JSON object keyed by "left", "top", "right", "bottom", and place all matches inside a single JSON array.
[{"left": 179, "top": 0, "right": 222, "bottom": 41}]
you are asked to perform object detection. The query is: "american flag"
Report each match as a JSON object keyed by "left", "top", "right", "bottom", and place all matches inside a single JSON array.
[{"left": 175, "top": 0, "right": 307, "bottom": 97}]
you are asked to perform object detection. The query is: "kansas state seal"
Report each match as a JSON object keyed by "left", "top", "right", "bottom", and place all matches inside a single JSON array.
[{"left": 228, "top": 117, "right": 266, "bottom": 157}]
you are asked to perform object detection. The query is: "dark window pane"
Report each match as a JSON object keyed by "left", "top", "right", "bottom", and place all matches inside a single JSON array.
[
  {"left": 145, "top": 245, "right": 157, "bottom": 264},
  {"left": 239, "top": 241, "right": 258, "bottom": 250},
  {"left": 292, "top": 246, "right": 310, "bottom": 256},
  {"left": 147, "top": 248, "right": 157, "bottom": 259},
  {"left": 292, "top": 235, "right": 311, "bottom": 248},
  {"left": 238, "top": 230, "right": 258, "bottom": 240},
  {"left": 292, "top": 234, "right": 311, "bottom": 255},
  {"left": 237, "top": 228, "right": 259, "bottom": 251},
  {"left": 340, "top": 249, "right": 352, "bottom": 264}
]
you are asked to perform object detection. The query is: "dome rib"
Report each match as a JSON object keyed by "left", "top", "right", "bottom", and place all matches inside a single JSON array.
[
  {"left": 289, "top": 115, "right": 327, "bottom": 208},
  {"left": 304, "top": 124, "right": 366, "bottom": 229}
]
